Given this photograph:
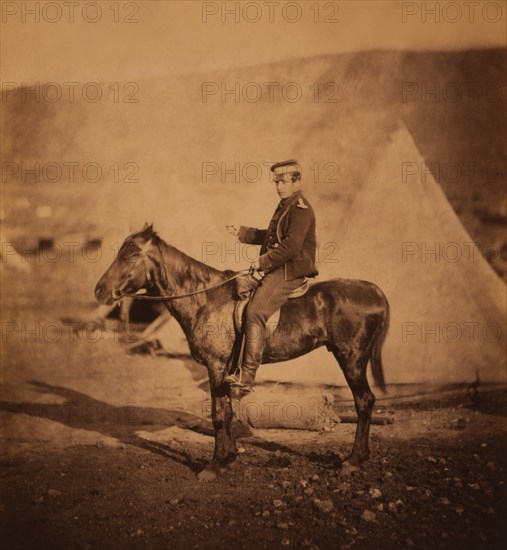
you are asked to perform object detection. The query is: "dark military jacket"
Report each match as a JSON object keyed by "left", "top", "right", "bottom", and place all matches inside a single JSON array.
[{"left": 238, "top": 191, "right": 318, "bottom": 281}]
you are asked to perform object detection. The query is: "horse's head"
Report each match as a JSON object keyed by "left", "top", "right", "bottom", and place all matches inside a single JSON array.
[{"left": 94, "top": 223, "right": 159, "bottom": 305}]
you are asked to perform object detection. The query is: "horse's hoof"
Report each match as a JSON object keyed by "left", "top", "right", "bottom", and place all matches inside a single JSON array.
[
  {"left": 223, "top": 452, "right": 238, "bottom": 465},
  {"left": 197, "top": 465, "right": 219, "bottom": 482},
  {"left": 339, "top": 461, "right": 360, "bottom": 477}
]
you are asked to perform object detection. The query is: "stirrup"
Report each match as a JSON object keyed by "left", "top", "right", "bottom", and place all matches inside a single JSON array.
[{"left": 225, "top": 371, "right": 254, "bottom": 393}]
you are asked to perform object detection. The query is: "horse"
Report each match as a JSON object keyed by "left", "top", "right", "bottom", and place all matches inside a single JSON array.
[{"left": 94, "top": 224, "right": 390, "bottom": 481}]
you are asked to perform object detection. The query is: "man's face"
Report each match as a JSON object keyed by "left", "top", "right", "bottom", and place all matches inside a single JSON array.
[{"left": 273, "top": 170, "right": 299, "bottom": 199}]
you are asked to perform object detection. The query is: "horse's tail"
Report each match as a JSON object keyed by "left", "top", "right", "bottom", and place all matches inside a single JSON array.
[{"left": 370, "top": 298, "right": 390, "bottom": 393}]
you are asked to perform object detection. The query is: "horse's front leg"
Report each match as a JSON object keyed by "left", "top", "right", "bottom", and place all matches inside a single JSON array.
[
  {"left": 197, "top": 382, "right": 237, "bottom": 482},
  {"left": 211, "top": 382, "right": 237, "bottom": 464}
]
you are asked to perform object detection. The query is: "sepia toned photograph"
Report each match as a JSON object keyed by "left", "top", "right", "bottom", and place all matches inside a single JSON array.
[{"left": 1, "top": 1, "right": 506, "bottom": 548}]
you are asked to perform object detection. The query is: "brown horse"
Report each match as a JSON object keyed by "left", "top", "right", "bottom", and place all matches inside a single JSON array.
[{"left": 95, "top": 224, "right": 390, "bottom": 481}]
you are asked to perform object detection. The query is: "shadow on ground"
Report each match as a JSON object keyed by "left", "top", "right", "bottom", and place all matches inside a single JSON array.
[{"left": 1, "top": 380, "right": 305, "bottom": 473}]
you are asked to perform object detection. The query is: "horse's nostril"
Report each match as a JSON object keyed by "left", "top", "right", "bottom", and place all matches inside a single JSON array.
[{"left": 95, "top": 284, "right": 104, "bottom": 300}]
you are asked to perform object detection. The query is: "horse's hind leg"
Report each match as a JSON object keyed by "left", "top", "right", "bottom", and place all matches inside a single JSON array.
[{"left": 332, "top": 350, "right": 375, "bottom": 465}]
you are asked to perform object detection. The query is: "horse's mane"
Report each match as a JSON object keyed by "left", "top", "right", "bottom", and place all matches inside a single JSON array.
[{"left": 148, "top": 233, "right": 235, "bottom": 298}]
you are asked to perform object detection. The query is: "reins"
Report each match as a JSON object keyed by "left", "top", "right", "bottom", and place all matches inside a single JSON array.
[{"left": 119, "top": 269, "right": 250, "bottom": 301}]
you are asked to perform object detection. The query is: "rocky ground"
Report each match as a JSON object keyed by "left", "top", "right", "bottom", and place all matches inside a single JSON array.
[{"left": 1, "top": 390, "right": 506, "bottom": 550}]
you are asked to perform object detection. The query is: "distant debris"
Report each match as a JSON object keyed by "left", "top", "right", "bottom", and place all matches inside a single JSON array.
[
  {"left": 38, "top": 238, "right": 55, "bottom": 252},
  {"left": 83, "top": 238, "right": 102, "bottom": 251}
]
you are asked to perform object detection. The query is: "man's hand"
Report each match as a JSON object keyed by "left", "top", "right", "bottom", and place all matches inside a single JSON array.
[
  {"left": 226, "top": 225, "right": 239, "bottom": 237},
  {"left": 250, "top": 258, "right": 260, "bottom": 270},
  {"left": 235, "top": 273, "right": 260, "bottom": 300}
]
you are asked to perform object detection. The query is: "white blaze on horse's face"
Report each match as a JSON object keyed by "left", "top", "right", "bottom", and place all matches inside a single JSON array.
[{"left": 94, "top": 235, "right": 153, "bottom": 305}]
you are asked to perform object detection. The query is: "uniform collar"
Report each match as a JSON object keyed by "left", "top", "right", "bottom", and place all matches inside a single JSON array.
[{"left": 278, "top": 190, "right": 302, "bottom": 209}]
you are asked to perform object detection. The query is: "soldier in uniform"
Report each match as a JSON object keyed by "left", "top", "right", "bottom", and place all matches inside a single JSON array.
[{"left": 225, "top": 160, "right": 318, "bottom": 393}]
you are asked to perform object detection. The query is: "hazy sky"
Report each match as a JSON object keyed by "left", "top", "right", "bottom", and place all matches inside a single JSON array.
[{"left": 1, "top": 0, "right": 506, "bottom": 82}]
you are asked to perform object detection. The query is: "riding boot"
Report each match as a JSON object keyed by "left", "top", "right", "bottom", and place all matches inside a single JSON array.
[{"left": 225, "top": 322, "right": 264, "bottom": 395}]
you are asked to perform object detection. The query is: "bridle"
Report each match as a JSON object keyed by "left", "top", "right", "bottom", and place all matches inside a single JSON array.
[{"left": 112, "top": 238, "right": 249, "bottom": 302}]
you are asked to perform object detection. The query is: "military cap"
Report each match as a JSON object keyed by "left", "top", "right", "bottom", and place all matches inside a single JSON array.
[
  {"left": 270, "top": 159, "right": 300, "bottom": 172},
  {"left": 270, "top": 159, "right": 302, "bottom": 182}
]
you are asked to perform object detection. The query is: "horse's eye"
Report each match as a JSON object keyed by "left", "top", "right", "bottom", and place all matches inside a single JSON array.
[{"left": 120, "top": 243, "right": 138, "bottom": 259}]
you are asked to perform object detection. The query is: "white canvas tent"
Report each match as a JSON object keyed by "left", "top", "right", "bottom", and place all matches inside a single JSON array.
[{"left": 250, "top": 125, "right": 506, "bottom": 387}]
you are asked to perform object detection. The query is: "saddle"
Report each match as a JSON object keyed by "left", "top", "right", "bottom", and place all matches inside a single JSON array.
[{"left": 233, "top": 278, "right": 310, "bottom": 336}]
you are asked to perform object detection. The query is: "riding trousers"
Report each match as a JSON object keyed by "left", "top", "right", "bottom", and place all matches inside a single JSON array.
[{"left": 243, "top": 267, "right": 305, "bottom": 367}]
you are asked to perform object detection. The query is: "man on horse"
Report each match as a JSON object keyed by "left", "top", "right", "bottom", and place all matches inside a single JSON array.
[{"left": 225, "top": 159, "right": 319, "bottom": 394}]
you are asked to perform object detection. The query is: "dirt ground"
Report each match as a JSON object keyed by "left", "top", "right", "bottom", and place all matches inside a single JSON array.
[{"left": 1, "top": 257, "right": 506, "bottom": 549}]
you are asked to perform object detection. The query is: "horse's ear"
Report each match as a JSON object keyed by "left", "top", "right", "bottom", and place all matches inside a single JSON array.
[{"left": 140, "top": 222, "right": 154, "bottom": 239}]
